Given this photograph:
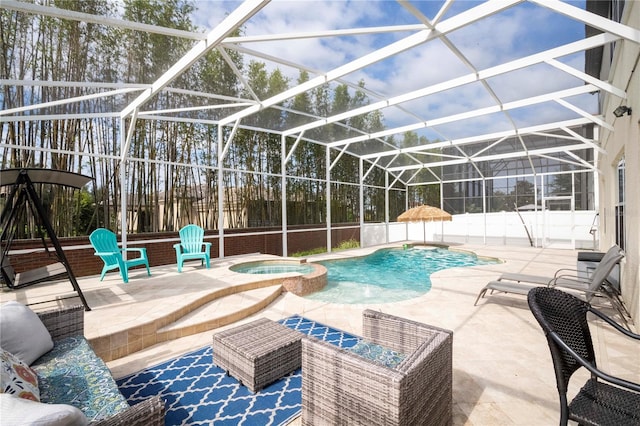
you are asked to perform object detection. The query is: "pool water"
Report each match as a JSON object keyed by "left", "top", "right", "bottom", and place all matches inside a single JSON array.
[
  {"left": 231, "top": 262, "right": 315, "bottom": 275},
  {"left": 305, "top": 247, "right": 496, "bottom": 304}
]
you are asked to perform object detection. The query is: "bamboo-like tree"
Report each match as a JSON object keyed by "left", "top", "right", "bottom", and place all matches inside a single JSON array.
[{"left": 1, "top": 0, "right": 398, "bottom": 240}]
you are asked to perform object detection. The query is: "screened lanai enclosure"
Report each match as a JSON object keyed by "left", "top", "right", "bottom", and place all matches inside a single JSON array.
[{"left": 1, "top": 0, "right": 637, "bottom": 255}]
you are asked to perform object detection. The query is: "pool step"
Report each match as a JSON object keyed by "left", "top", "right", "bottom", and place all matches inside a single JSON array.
[
  {"left": 157, "top": 285, "right": 283, "bottom": 337},
  {"left": 89, "top": 278, "right": 286, "bottom": 362}
]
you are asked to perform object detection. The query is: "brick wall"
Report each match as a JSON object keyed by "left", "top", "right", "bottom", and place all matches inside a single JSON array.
[{"left": 4, "top": 225, "right": 360, "bottom": 278}]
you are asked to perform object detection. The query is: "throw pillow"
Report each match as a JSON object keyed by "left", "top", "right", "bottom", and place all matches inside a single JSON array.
[
  {"left": 0, "top": 348, "right": 39, "bottom": 401},
  {"left": 0, "top": 301, "right": 54, "bottom": 365},
  {"left": 0, "top": 393, "right": 89, "bottom": 426},
  {"left": 347, "top": 340, "right": 407, "bottom": 369}
]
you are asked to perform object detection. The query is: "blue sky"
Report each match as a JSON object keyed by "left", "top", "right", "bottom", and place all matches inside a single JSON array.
[{"left": 187, "top": 0, "right": 594, "bottom": 140}]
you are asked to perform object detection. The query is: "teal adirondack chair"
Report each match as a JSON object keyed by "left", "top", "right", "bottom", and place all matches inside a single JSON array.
[
  {"left": 174, "top": 224, "right": 211, "bottom": 272},
  {"left": 89, "top": 228, "right": 151, "bottom": 283}
]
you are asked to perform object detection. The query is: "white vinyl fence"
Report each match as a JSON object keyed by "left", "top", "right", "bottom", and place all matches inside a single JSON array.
[{"left": 363, "top": 210, "right": 599, "bottom": 250}]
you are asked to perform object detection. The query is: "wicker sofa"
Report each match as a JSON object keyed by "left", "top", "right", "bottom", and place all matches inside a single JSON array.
[
  {"left": 301, "top": 309, "right": 453, "bottom": 426},
  {"left": 32, "top": 305, "right": 164, "bottom": 425}
]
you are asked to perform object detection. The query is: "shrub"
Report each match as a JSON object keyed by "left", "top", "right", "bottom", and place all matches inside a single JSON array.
[{"left": 291, "top": 239, "right": 359, "bottom": 257}]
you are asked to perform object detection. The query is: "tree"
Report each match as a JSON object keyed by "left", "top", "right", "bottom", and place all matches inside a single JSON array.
[{"left": 0, "top": 1, "right": 396, "bottom": 237}]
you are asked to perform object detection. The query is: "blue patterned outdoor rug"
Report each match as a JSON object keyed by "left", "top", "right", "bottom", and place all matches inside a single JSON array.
[{"left": 116, "top": 315, "right": 359, "bottom": 426}]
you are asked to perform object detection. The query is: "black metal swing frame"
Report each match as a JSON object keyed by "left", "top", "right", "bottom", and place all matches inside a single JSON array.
[{"left": 1, "top": 168, "right": 92, "bottom": 311}]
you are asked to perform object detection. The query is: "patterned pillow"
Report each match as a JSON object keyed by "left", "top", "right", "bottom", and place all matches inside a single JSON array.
[
  {"left": 347, "top": 340, "right": 406, "bottom": 369},
  {"left": 31, "top": 336, "right": 130, "bottom": 421},
  {"left": 0, "top": 348, "right": 39, "bottom": 401}
]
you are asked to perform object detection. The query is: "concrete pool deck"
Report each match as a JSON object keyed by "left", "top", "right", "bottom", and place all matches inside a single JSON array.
[{"left": 2, "top": 243, "right": 638, "bottom": 424}]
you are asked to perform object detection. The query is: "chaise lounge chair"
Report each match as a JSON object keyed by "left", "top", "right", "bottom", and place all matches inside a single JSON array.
[
  {"left": 475, "top": 245, "right": 632, "bottom": 327},
  {"left": 496, "top": 245, "right": 622, "bottom": 290}
]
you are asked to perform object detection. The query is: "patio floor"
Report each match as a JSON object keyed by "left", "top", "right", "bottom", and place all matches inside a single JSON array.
[{"left": 2, "top": 243, "right": 638, "bottom": 425}]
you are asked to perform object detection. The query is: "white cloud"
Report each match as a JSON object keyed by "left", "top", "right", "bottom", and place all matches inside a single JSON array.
[{"left": 189, "top": 0, "right": 592, "bottom": 139}]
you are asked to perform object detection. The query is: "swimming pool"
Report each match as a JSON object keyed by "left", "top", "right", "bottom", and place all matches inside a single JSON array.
[{"left": 305, "top": 247, "right": 497, "bottom": 304}]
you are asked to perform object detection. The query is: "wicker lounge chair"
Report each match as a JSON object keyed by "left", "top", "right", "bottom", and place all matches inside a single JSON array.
[
  {"left": 35, "top": 306, "right": 165, "bottom": 425},
  {"left": 475, "top": 246, "right": 631, "bottom": 327},
  {"left": 527, "top": 287, "right": 640, "bottom": 425},
  {"left": 301, "top": 309, "right": 453, "bottom": 426}
]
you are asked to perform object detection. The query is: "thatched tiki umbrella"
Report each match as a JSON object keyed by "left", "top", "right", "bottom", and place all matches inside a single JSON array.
[{"left": 397, "top": 205, "right": 452, "bottom": 243}]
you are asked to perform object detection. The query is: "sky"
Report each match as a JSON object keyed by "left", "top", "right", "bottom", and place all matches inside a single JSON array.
[{"left": 184, "top": 0, "right": 595, "bottom": 142}]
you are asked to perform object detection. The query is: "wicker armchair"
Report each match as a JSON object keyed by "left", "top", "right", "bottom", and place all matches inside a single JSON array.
[
  {"left": 528, "top": 287, "right": 640, "bottom": 425},
  {"left": 301, "top": 309, "right": 453, "bottom": 426},
  {"left": 36, "top": 306, "right": 165, "bottom": 426}
]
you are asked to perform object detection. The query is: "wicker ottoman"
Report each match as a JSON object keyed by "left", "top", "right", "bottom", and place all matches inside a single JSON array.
[{"left": 212, "top": 318, "right": 302, "bottom": 393}]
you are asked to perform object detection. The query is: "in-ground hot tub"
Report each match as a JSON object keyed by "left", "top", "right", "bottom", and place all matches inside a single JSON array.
[
  {"left": 230, "top": 260, "right": 327, "bottom": 296},
  {"left": 230, "top": 261, "right": 315, "bottom": 275}
]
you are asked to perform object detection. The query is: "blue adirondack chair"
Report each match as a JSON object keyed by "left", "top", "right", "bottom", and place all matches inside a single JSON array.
[
  {"left": 174, "top": 225, "right": 211, "bottom": 272},
  {"left": 89, "top": 228, "right": 151, "bottom": 283}
]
